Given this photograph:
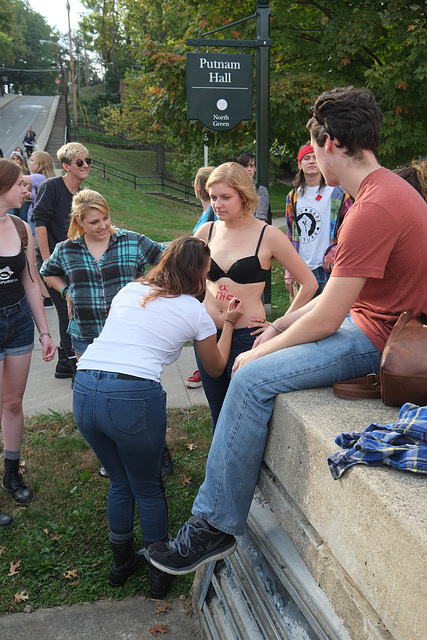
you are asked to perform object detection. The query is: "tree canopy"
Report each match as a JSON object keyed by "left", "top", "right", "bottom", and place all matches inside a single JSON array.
[
  {"left": 90, "top": 0, "right": 426, "bottom": 175},
  {"left": 0, "top": 0, "right": 63, "bottom": 95},
  {"left": 3, "top": 1, "right": 425, "bottom": 173}
]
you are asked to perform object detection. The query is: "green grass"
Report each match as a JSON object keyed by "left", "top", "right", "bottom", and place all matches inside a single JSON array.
[
  {"left": 81, "top": 144, "right": 198, "bottom": 243},
  {"left": 270, "top": 182, "right": 291, "bottom": 215},
  {"left": 0, "top": 407, "right": 212, "bottom": 614}
]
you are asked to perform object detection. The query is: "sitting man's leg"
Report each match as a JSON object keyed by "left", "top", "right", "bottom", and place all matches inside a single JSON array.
[{"left": 148, "top": 316, "right": 381, "bottom": 574}]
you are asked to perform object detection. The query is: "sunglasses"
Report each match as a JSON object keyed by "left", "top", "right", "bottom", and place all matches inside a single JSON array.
[
  {"left": 73, "top": 158, "right": 92, "bottom": 167},
  {"left": 309, "top": 107, "right": 334, "bottom": 140}
]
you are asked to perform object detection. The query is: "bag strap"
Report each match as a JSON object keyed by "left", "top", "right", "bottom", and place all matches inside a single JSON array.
[
  {"left": 8, "top": 214, "right": 34, "bottom": 282},
  {"left": 9, "top": 213, "right": 28, "bottom": 247},
  {"left": 333, "top": 374, "right": 381, "bottom": 399}
]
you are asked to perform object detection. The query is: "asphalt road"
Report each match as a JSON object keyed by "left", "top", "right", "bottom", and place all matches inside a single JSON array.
[{"left": 0, "top": 94, "right": 55, "bottom": 158}]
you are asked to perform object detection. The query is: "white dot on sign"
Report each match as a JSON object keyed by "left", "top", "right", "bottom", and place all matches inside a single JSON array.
[{"left": 217, "top": 99, "right": 228, "bottom": 111}]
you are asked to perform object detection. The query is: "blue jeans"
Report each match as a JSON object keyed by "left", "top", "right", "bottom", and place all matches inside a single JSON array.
[
  {"left": 73, "top": 369, "right": 168, "bottom": 545},
  {"left": 312, "top": 266, "right": 329, "bottom": 297},
  {"left": 192, "top": 315, "right": 382, "bottom": 536},
  {"left": 195, "top": 327, "right": 256, "bottom": 430}
]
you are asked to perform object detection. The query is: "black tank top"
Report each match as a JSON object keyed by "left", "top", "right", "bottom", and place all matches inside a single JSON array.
[
  {"left": 0, "top": 246, "right": 26, "bottom": 307},
  {"left": 207, "top": 222, "right": 269, "bottom": 284}
]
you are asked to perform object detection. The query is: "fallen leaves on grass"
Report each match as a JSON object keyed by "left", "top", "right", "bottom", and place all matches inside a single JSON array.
[
  {"left": 43, "top": 528, "right": 61, "bottom": 541},
  {"left": 180, "top": 474, "right": 192, "bottom": 486},
  {"left": 63, "top": 569, "right": 78, "bottom": 580},
  {"left": 8, "top": 560, "right": 21, "bottom": 576},
  {"left": 149, "top": 624, "right": 168, "bottom": 636},
  {"left": 185, "top": 443, "right": 197, "bottom": 450},
  {"left": 0, "top": 546, "right": 7, "bottom": 556},
  {"left": 14, "top": 592, "right": 29, "bottom": 603}
]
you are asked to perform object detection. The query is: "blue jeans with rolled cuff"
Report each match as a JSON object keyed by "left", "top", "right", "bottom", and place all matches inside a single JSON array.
[{"left": 73, "top": 369, "right": 168, "bottom": 545}]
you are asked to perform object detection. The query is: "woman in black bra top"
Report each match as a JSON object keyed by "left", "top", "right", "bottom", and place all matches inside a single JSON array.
[
  {"left": 194, "top": 162, "right": 317, "bottom": 430},
  {"left": 0, "top": 160, "right": 56, "bottom": 528}
]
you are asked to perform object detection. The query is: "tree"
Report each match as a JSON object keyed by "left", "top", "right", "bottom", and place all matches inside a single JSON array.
[
  {"left": 80, "top": 1, "right": 427, "bottom": 173},
  {"left": 268, "top": 0, "right": 427, "bottom": 167},
  {"left": 0, "top": 0, "right": 59, "bottom": 95}
]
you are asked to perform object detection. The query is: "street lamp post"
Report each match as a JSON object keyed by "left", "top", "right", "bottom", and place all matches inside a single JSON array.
[
  {"left": 40, "top": 40, "right": 71, "bottom": 142},
  {"left": 66, "top": 1, "right": 78, "bottom": 129}
]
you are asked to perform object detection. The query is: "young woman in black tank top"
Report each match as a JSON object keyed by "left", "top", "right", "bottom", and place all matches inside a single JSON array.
[
  {"left": 194, "top": 162, "right": 317, "bottom": 431},
  {"left": 0, "top": 160, "right": 56, "bottom": 527}
]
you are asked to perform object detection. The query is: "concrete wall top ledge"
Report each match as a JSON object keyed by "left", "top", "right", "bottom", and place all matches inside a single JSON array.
[{"left": 265, "top": 387, "right": 426, "bottom": 640}]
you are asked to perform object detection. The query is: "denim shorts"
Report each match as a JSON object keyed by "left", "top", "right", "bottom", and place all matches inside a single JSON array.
[
  {"left": 0, "top": 297, "right": 34, "bottom": 361},
  {"left": 71, "top": 336, "right": 94, "bottom": 357}
]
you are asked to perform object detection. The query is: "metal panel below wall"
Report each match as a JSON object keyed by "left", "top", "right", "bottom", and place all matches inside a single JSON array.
[{"left": 193, "top": 493, "right": 352, "bottom": 640}]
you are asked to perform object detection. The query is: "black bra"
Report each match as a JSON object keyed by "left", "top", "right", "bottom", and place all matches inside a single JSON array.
[{"left": 207, "top": 222, "right": 269, "bottom": 284}]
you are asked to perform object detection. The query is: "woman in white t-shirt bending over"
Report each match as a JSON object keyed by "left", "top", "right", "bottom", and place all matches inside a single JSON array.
[{"left": 73, "top": 236, "right": 243, "bottom": 600}]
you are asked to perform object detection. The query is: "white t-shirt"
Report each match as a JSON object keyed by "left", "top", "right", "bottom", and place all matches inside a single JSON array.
[
  {"left": 77, "top": 281, "right": 216, "bottom": 382},
  {"left": 296, "top": 185, "right": 334, "bottom": 269}
]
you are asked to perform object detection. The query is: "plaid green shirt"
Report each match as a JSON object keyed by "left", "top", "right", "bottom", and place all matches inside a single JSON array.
[{"left": 40, "top": 229, "right": 165, "bottom": 341}]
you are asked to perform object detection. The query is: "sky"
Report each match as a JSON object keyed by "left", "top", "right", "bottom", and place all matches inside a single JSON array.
[{"left": 28, "top": 0, "right": 89, "bottom": 34}]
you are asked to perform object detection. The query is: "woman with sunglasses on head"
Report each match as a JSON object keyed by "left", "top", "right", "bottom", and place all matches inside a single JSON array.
[
  {"left": 72, "top": 236, "right": 243, "bottom": 598},
  {"left": 0, "top": 160, "right": 56, "bottom": 528},
  {"left": 32, "top": 143, "right": 92, "bottom": 381},
  {"left": 194, "top": 162, "right": 318, "bottom": 431}
]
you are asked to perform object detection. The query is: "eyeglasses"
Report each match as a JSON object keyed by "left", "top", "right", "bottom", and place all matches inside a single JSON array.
[
  {"left": 72, "top": 158, "right": 92, "bottom": 167},
  {"left": 309, "top": 106, "right": 334, "bottom": 140}
]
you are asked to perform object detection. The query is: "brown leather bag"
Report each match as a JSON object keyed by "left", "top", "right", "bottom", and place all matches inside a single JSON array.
[{"left": 334, "top": 311, "right": 427, "bottom": 407}]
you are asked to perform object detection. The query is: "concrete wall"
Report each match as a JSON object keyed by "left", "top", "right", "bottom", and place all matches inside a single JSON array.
[
  {"left": 262, "top": 389, "right": 426, "bottom": 640},
  {"left": 194, "top": 388, "right": 427, "bottom": 640}
]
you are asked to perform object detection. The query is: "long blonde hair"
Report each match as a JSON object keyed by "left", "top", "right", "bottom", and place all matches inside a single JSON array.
[
  {"left": 68, "top": 189, "right": 117, "bottom": 240},
  {"left": 30, "top": 151, "right": 55, "bottom": 178}
]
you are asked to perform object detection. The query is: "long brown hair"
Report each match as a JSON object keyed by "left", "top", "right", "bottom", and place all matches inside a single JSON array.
[
  {"left": 0, "top": 159, "right": 21, "bottom": 195},
  {"left": 139, "top": 236, "right": 210, "bottom": 307}
]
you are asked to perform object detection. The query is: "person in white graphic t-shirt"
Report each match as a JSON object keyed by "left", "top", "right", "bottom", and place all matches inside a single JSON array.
[{"left": 285, "top": 143, "right": 353, "bottom": 297}]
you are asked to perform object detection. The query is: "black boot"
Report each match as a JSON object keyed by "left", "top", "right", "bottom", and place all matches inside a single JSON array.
[
  {"left": 0, "top": 509, "right": 13, "bottom": 527},
  {"left": 3, "top": 459, "right": 33, "bottom": 506},
  {"left": 55, "top": 347, "right": 73, "bottom": 379},
  {"left": 109, "top": 536, "right": 146, "bottom": 587},
  {"left": 149, "top": 565, "right": 173, "bottom": 600}
]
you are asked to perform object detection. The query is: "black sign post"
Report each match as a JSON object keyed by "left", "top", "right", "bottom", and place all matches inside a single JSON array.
[
  {"left": 187, "top": 53, "right": 253, "bottom": 132},
  {"left": 186, "top": 1, "right": 272, "bottom": 309}
]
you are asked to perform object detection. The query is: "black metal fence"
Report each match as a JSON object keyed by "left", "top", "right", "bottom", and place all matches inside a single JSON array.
[{"left": 90, "top": 159, "right": 198, "bottom": 204}]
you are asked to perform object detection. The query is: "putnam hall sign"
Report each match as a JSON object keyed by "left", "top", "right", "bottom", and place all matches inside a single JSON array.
[{"left": 187, "top": 53, "right": 253, "bottom": 131}]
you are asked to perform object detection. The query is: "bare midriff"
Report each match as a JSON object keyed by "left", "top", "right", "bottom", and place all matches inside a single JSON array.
[{"left": 205, "top": 278, "right": 265, "bottom": 329}]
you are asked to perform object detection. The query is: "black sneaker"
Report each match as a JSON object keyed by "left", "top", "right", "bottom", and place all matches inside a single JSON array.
[{"left": 147, "top": 516, "right": 236, "bottom": 575}]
